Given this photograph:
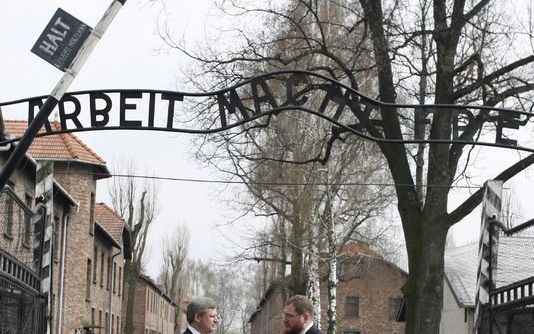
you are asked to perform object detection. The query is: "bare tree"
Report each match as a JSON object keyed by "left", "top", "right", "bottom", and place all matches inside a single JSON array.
[
  {"left": 158, "top": 224, "right": 190, "bottom": 334},
  {"left": 159, "top": 0, "right": 534, "bottom": 332},
  {"left": 107, "top": 159, "right": 158, "bottom": 334},
  {"left": 501, "top": 189, "right": 524, "bottom": 229},
  {"left": 181, "top": 260, "right": 256, "bottom": 334},
  {"left": 160, "top": 0, "right": 396, "bottom": 332}
]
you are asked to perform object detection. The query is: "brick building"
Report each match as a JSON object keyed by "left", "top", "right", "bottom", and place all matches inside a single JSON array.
[
  {"left": 88, "top": 202, "right": 130, "bottom": 334},
  {"left": 250, "top": 242, "right": 407, "bottom": 334},
  {"left": 133, "top": 274, "right": 177, "bottom": 334},
  {"left": 2, "top": 120, "right": 130, "bottom": 334},
  {"left": 0, "top": 147, "right": 53, "bottom": 334}
]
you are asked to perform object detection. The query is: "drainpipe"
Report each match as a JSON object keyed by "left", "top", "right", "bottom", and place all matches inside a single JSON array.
[
  {"left": 109, "top": 249, "right": 122, "bottom": 334},
  {"left": 56, "top": 210, "right": 71, "bottom": 334}
]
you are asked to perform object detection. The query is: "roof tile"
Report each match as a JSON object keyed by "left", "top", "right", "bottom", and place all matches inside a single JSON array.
[
  {"left": 95, "top": 202, "right": 125, "bottom": 245},
  {"left": 445, "top": 234, "right": 534, "bottom": 307},
  {"left": 3, "top": 120, "right": 105, "bottom": 165}
]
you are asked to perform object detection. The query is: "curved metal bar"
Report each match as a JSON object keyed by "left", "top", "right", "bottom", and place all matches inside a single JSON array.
[
  {"left": 2, "top": 70, "right": 532, "bottom": 115},
  {"left": 1, "top": 70, "right": 533, "bottom": 152}
]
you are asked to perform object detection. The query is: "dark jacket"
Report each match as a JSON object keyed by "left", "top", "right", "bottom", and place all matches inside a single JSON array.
[
  {"left": 182, "top": 328, "right": 193, "bottom": 334},
  {"left": 306, "top": 325, "right": 323, "bottom": 334}
]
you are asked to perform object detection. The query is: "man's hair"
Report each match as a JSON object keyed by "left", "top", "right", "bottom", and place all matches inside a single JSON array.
[
  {"left": 186, "top": 297, "right": 217, "bottom": 324},
  {"left": 285, "top": 295, "right": 314, "bottom": 317}
]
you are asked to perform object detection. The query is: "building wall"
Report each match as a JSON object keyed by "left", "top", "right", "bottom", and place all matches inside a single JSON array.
[
  {"left": 50, "top": 163, "right": 97, "bottom": 333},
  {"left": 327, "top": 256, "right": 405, "bottom": 334},
  {"left": 0, "top": 157, "right": 35, "bottom": 267},
  {"left": 250, "top": 288, "right": 284, "bottom": 334},
  {"left": 86, "top": 232, "right": 124, "bottom": 334},
  {"left": 440, "top": 279, "right": 473, "bottom": 334},
  {"left": 134, "top": 277, "right": 176, "bottom": 334},
  {"left": 133, "top": 280, "right": 148, "bottom": 333}
]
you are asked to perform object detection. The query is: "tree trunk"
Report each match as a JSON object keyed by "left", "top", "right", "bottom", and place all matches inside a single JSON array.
[
  {"left": 290, "top": 202, "right": 306, "bottom": 294},
  {"left": 326, "top": 199, "right": 337, "bottom": 334},
  {"left": 306, "top": 217, "right": 321, "bottom": 327},
  {"left": 123, "top": 260, "right": 138, "bottom": 334},
  {"left": 404, "top": 219, "right": 448, "bottom": 334}
]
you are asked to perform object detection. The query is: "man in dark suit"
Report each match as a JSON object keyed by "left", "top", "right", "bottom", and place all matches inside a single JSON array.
[
  {"left": 282, "top": 295, "right": 323, "bottom": 334},
  {"left": 183, "top": 297, "right": 219, "bottom": 334}
]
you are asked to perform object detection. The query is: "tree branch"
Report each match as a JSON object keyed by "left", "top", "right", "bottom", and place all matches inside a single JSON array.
[{"left": 446, "top": 153, "right": 534, "bottom": 227}]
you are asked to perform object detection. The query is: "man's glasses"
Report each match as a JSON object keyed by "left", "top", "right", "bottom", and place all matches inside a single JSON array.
[{"left": 282, "top": 313, "right": 302, "bottom": 319}]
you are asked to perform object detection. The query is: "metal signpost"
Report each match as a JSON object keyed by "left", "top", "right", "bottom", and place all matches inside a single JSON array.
[{"left": 474, "top": 180, "right": 503, "bottom": 334}]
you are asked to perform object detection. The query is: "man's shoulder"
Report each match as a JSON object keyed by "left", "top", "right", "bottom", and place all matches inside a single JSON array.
[
  {"left": 183, "top": 328, "right": 193, "bottom": 334},
  {"left": 306, "top": 325, "right": 323, "bottom": 334}
]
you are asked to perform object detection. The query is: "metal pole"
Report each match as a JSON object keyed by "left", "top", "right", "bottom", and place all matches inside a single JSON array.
[
  {"left": 56, "top": 212, "right": 71, "bottom": 334},
  {"left": 488, "top": 219, "right": 495, "bottom": 334},
  {"left": 0, "top": 0, "right": 128, "bottom": 189}
]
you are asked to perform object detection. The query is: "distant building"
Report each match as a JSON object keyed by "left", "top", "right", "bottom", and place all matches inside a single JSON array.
[
  {"left": 88, "top": 202, "right": 130, "bottom": 334},
  {"left": 133, "top": 274, "right": 177, "bottom": 334},
  {"left": 250, "top": 242, "right": 407, "bottom": 334}
]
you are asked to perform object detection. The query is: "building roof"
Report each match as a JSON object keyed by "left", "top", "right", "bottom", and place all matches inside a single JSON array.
[
  {"left": 138, "top": 273, "right": 177, "bottom": 306},
  {"left": 445, "top": 233, "right": 534, "bottom": 308},
  {"left": 95, "top": 202, "right": 125, "bottom": 247},
  {"left": 444, "top": 242, "right": 478, "bottom": 307},
  {"left": 3, "top": 120, "right": 109, "bottom": 177}
]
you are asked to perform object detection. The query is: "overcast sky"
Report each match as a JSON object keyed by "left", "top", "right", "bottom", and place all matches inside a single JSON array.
[{"left": 2, "top": 0, "right": 534, "bottom": 278}]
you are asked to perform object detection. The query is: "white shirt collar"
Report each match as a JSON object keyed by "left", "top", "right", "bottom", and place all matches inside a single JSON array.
[
  {"left": 300, "top": 322, "right": 313, "bottom": 334},
  {"left": 188, "top": 324, "right": 202, "bottom": 334}
]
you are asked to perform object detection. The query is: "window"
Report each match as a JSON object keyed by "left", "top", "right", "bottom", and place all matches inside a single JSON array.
[
  {"left": 93, "top": 247, "right": 98, "bottom": 283},
  {"left": 99, "top": 310, "right": 102, "bottom": 334},
  {"left": 53, "top": 216, "right": 60, "bottom": 261},
  {"left": 105, "top": 312, "right": 109, "bottom": 333},
  {"left": 89, "top": 192, "right": 95, "bottom": 234},
  {"left": 3, "top": 193, "right": 14, "bottom": 238},
  {"left": 346, "top": 296, "right": 359, "bottom": 317},
  {"left": 118, "top": 266, "right": 122, "bottom": 296},
  {"left": 23, "top": 193, "right": 33, "bottom": 246},
  {"left": 91, "top": 308, "right": 95, "bottom": 326},
  {"left": 107, "top": 256, "right": 111, "bottom": 290},
  {"left": 113, "top": 262, "right": 117, "bottom": 293},
  {"left": 86, "top": 259, "right": 92, "bottom": 300},
  {"left": 100, "top": 251, "right": 105, "bottom": 287},
  {"left": 389, "top": 297, "right": 403, "bottom": 321}
]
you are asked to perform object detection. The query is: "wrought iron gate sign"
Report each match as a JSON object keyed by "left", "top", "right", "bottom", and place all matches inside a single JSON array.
[{"left": 1, "top": 71, "right": 533, "bottom": 152}]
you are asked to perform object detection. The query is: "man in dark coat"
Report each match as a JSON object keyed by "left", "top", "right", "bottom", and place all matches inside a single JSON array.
[
  {"left": 183, "top": 297, "right": 219, "bottom": 334},
  {"left": 282, "top": 295, "right": 324, "bottom": 334}
]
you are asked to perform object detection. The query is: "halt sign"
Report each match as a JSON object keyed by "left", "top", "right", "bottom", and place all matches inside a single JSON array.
[{"left": 31, "top": 8, "right": 92, "bottom": 71}]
